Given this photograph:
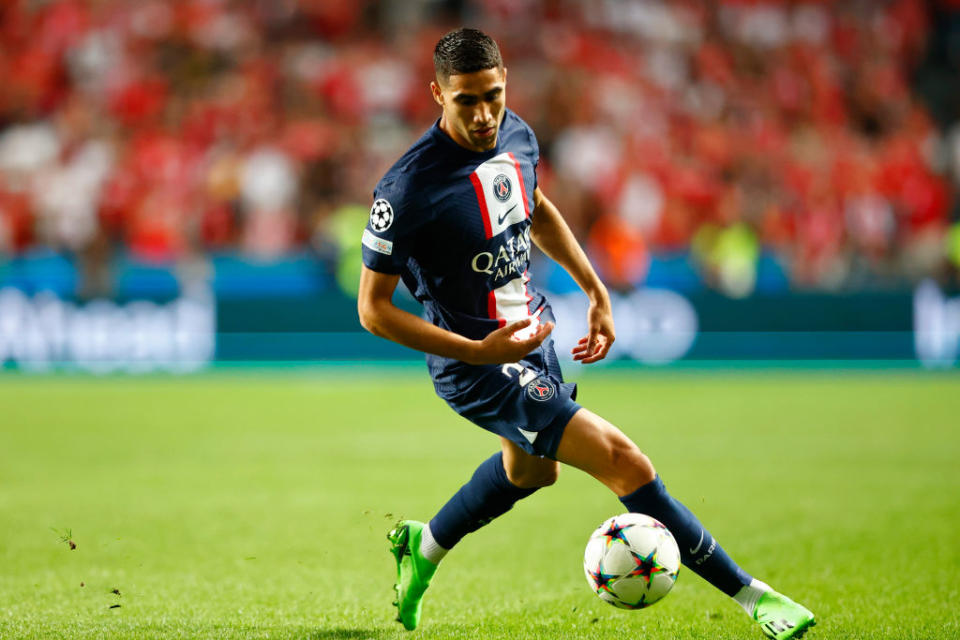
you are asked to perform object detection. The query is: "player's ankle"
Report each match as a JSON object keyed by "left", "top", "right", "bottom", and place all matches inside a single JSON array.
[
  {"left": 420, "top": 523, "right": 448, "bottom": 565},
  {"left": 733, "top": 579, "right": 772, "bottom": 616}
]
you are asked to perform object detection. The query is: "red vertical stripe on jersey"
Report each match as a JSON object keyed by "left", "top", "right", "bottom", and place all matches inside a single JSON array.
[
  {"left": 470, "top": 171, "right": 493, "bottom": 239},
  {"left": 523, "top": 270, "right": 534, "bottom": 314},
  {"left": 508, "top": 152, "right": 530, "bottom": 218},
  {"left": 487, "top": 290, "right": 506, "bottom": 327}
]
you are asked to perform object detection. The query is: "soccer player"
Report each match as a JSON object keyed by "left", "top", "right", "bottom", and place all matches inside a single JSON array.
[{"left": 357, "top": 28, "right": 816, "bottom": 640}]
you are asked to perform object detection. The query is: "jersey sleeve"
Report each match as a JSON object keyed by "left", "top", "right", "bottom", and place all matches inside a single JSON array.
[
  {"left": 522, "top": 118, "right": 541, "bottom": 190},
  {"left": 361, "top": 179, "right": 425, "bottom": 274}
]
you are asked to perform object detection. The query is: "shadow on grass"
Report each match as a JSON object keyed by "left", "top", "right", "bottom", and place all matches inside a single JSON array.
[
  {"left": 207, "top": 627, "right": 387, "bottom": 640},
  {"left": 304, "top": 628, "right": 383, "bottom": 640}
]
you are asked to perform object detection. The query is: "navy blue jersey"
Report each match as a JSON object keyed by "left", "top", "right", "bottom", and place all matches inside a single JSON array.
[{"left": 362, "top": 109, "right": 551, "bottom": 385}]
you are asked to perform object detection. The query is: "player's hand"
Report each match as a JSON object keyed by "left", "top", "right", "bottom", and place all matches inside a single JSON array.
[
  {"left": 469, "top": 318, "right": 554, "bottom": 365},
  {"left": 571, "top": 299, "right": 615, "bottom": 364}
]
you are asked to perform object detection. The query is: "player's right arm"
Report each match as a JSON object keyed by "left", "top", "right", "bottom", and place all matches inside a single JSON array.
[{"left": 358, "top": 266, "right": 553, "bottom": 365}]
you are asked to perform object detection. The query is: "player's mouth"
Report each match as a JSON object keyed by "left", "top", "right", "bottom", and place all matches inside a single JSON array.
[{"left": 473, "top": 125, "right": 496, "bottom": 139}]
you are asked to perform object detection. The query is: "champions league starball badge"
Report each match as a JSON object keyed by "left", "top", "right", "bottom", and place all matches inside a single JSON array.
[{"left": 370, "top": 199, "right": 394, "bottom": 232}]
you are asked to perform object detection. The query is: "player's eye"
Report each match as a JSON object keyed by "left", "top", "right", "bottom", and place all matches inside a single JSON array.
[
  {"left": 484, "top": 89, "right": 502, "bottom": 101},
  {"left": 455, "top": 96, "right": 478, "bottom": 106}
]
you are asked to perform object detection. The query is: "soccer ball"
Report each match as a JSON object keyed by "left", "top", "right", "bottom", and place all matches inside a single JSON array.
[{"left": 583, "top": 513, "right": 680, "bottom": 610}]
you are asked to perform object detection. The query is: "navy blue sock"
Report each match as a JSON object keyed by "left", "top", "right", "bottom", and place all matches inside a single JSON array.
[
  {"left": 429, "top": 452, "right": 538, "bottom": 550},
  {"left": 619, "top": 475, "right": 751, "bottom": 596}
]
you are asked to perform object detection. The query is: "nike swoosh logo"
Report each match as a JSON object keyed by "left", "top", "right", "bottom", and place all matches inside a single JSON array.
[
  {"left": 497, "top": 203, "right": 518, "bottom": 225},
  {"left": 689, "top": 530, "right": 705, "bottom": 554}
]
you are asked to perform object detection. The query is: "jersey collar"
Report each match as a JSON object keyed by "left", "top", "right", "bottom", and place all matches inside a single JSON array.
[{"left": 429, "top": 114, "right": 506, "bottom": 161}]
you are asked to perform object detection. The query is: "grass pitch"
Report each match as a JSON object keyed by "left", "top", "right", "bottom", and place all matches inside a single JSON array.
[{"left": 1, "top": 367, "right": 958, "bottom": 639}]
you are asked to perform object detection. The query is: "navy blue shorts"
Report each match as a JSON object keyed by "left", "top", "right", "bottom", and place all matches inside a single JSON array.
[{"left": 433, "top": 337, "right": 581, "bottom": 459}]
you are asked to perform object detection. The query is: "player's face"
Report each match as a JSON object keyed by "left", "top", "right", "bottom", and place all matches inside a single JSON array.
[{"left": 431, "top": 67, "right": 507, "bottom": 153}]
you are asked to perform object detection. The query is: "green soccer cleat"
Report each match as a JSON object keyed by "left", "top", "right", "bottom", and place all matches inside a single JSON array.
[
  {"left": 387, "top": 520, "right": 438, "bottom": 631},
  {"left": 753, "top": 590, "right": 816, "bottom": 639}
]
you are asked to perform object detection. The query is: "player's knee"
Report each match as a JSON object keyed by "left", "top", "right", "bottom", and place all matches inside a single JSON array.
[
  {"left": 507, "top": 461, "right": 560, "bottom": 488},
  {"left": 534, "top": 462, "right": 561, "bottom": 487},
  {"left": 605, "top": 439, "right": 655, "bottom": 494}
]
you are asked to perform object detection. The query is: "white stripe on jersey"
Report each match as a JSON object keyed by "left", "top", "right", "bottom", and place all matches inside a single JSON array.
[
  {"left": 470, "top": 152, "right": 529, "bottom": 239},
  {"left": 489, "top": 271, "right": 542, "bottom": 340}
]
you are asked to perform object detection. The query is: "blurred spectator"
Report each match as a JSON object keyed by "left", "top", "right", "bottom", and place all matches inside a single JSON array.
[{"left": 0, "top": 0, "right": 957, "bottom": 297}]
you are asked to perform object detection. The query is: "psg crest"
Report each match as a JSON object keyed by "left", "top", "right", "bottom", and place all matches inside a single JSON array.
[
  {"left": 370, "top": 199, "right": 394, "bottom": 232},
  {"left": 526, "top": 377, "right": 556, "bottom": 402},
  {"left": 492, "top": 174, "right": 512, "bottom": 202}
]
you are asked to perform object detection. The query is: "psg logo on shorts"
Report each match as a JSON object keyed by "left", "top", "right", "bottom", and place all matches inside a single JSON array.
[
  {"left": 526, "top": 377, "right": 556, "bottom": 402},
  {"left": 370, "top": 199, "right": 394, "bottom": 232},
  {"left": 492, "top": 174, "right": 512, "bottom": 202}
]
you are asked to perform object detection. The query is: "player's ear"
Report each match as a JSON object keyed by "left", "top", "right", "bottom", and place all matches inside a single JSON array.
[{"left": 430, "top": 80, "right": 444, "bottom": 107}]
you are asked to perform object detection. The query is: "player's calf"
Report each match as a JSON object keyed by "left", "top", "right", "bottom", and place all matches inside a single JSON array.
[{"left": 428, "top": 451, "right": 540, "bottom": 550}]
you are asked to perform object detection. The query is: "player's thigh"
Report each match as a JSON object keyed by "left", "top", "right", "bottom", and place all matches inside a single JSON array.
[
  {"left": 553, "top": 408, "right": 655, "bottom": 496},
  {"left": 499, "top": 437, "right": 560, "bottom": 488}
]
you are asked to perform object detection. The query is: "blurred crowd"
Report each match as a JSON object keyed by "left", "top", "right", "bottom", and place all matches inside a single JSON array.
[{"left": 1, "top": 0, "right": 960, "bottom": 297}]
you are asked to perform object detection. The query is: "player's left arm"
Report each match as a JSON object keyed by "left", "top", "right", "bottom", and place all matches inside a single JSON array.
[{"left": 530, "top": 187, "right": 614, "bottom": 364}]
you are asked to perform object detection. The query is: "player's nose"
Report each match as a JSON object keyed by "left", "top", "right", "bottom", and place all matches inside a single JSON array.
[{"left": 475, "top": 103, "right": 492, "bottom": 124}]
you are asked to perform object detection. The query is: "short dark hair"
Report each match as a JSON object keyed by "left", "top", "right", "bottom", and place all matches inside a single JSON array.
[{"left": 433, "top": 28, "right": 503, "bottom": 84}]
